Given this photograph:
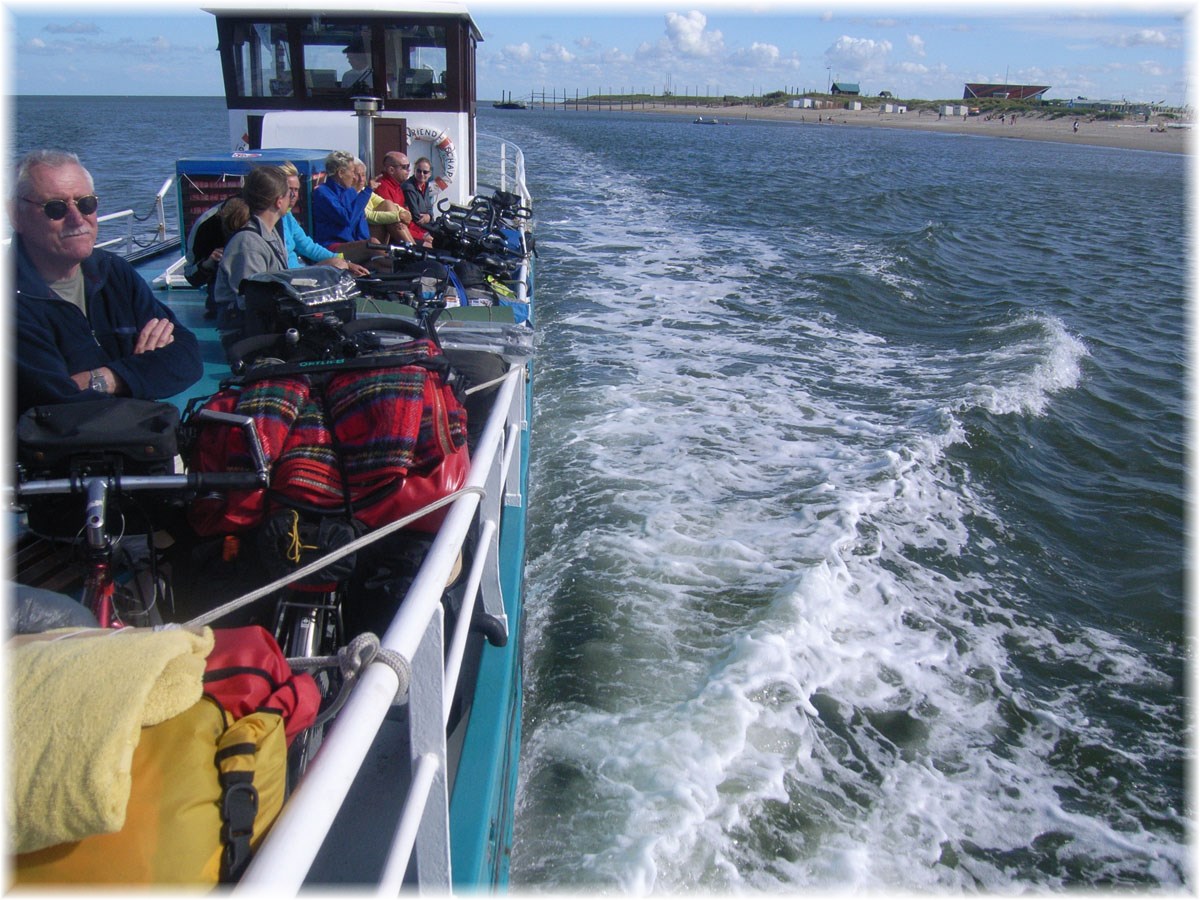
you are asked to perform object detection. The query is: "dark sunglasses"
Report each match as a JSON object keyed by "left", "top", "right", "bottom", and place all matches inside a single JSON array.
[
  {"left": 415, "top": 169, "right": 431, "bottom": 175},
  {"left": 387, "top": 161, "right": 410, "bottom": 169},
  {"left": 21, "top": 194, "right": 99, "bottom": 220}
]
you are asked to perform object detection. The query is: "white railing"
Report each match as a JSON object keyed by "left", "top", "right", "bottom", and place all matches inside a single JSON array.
[
  {"left": 237, "top": 355, "right": 529, "bottom": 892},
  {"left": 95, "top": 177, "right": 175, "bottom": 257},
  {"left": 478, "top": 133, "right": 531, "bottom": 207}
]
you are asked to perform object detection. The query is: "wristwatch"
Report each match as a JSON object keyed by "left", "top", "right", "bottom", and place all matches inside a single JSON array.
[{"left": 89, "top": 368, "right": 109, "bottom": 394}]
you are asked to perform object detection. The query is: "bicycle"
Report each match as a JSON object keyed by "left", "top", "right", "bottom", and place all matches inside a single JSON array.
[{"left": 13, "top": 407, "right": 270, "bottom": 629}]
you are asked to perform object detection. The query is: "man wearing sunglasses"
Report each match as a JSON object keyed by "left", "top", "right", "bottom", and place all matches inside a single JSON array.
[
  {"left": 12, "top": 150, "right": 201, "bottom": 415},
  {"left": 375, "top": 151, "right": 433, "bottom": 248}
]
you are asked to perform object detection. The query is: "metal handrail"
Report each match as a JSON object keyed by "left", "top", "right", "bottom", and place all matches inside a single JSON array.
[
  {"left": 477, "top": 132, "right": 531, "bottom": 206},
  {"left": 94, "top": 177, "right": 174, "bottom": 256},
  {"left": 236, "top": 364, "right": 526, "bottom": 892}
]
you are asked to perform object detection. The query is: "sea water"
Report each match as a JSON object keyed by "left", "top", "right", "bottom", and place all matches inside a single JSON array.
[{"left": 13, "top": 97, "right": 1188, "bottom": 891}]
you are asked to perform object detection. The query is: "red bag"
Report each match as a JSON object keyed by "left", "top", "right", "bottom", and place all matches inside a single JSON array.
[
  {"left": 185, "top": 341, "right": 469, "bottom": 537},
  {"left": 203, "top": 626, "right": 321, "bottom": 745},
  {"left": 355, "top": 441, "right": 470, "bottom": 532},
  {"left": 186, "top": 377, "right": 310, "bottom": 536}
]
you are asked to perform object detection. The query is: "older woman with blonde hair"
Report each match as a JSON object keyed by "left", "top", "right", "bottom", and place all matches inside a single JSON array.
[
  {"left": 311, "top": 149, "right": 376, "bottom": 263},
  {"left": 351, "top": 158, "right": 417, "bottom": 246}
]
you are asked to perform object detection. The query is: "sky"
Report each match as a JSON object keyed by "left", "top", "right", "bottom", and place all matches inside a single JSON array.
[{"left": 0, "top": 1, "right": 1193, "bottom": 106}]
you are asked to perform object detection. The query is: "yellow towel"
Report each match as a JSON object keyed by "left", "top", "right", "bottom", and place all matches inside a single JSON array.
[{"left": 7, "top": 625, "right": 214, "bottom": 854}]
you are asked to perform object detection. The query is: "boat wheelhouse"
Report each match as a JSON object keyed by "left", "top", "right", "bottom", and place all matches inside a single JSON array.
[{"left": 210, "top": 2, "right": 482, "bottom": 206}]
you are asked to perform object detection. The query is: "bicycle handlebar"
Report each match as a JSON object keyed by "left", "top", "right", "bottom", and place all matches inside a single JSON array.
[{"left": 15, "top": 468, "right": 267, "bottom": 500}]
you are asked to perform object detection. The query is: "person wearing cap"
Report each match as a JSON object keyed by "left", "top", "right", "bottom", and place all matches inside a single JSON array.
[{"left": 341, "top": 36, "right": 372, "bottom": 90}]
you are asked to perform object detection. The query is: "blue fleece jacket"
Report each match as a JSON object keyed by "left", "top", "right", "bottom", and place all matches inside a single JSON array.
[
  {"left": 311, "top": 180, "right": 371, "bottom": 247},
  {"left": 14, "top": 237, "right": 203, "bottom": 415}
]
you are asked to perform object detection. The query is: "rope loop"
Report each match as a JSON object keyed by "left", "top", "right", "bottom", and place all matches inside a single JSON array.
[{"left": 337, "top": 632, "right": 412, "bottom": 703}]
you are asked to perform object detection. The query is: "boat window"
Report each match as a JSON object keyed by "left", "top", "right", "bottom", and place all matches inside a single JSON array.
[
  {"left": 300, "top": 22, "right": 375, "bottom": 97},
  {"left": 230, "top": 22, "right": 294, "bottom": 98},
  {"left": 383, "top": 25, "right": 449, "bottom": 100}
]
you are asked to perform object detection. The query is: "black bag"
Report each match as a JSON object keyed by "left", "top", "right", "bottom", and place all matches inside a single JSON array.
[
  {"left": 257, "top": 509, "right": 366, "bottom": 588},
  {"left": 17, "top": 398, "right": 181, "bottom": 539},
  {"left": 240, "top": 266, "right": 360, "bottom": 338},
  {"left": 17, "top": 398, "right": 180, "bottom": 474}
]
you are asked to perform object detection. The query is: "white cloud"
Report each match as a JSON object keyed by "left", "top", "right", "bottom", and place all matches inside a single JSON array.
[
  {"left": 663, "top": 10, "right": 724, "bottom": 59},
  {"left": 728, "top": 42, "right": 803, "bottom": 73},
  {"left": 729, "top": 42, "right": 779, "bottom": 67},
  {"left": 907, "top": 34, "right": 925, "bottom": 57},
  {"left": 1108, "top": 28, "right": 1170, "bottom": 48},
  {"left": 541, "top": 42, "right": 575, "bottom": 64},
  {"left": 826, "top": 35, "right": 893, "bottom": 75},
  {"left": 503, "top": 42, "right": 533, "bottom": 63}
]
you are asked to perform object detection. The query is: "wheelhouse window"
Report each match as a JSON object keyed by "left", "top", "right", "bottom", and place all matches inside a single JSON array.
[
  {"left": 383, "top": 25, "right": 449, "bottom": 100},
  {"left": 230, "top": 22, "right": 293, "bottom": 98},
  {"left": 215, "top": 13, "right": 476, "bottom": 113},
  {"left": 300, "top": 22, "right": 374, "bottom": 97}
]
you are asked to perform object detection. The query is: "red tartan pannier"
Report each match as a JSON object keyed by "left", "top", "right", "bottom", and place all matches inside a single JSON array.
[{"left": 186, "top": 339, "right": 468, "bottom": 536}]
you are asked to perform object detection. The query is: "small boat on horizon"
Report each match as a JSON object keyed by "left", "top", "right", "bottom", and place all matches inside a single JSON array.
[{"left": 494, "top": 91, "right": 528, "bottom": 110}]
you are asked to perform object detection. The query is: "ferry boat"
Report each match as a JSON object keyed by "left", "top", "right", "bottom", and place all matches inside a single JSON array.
[{"left": 10, "top": 1, "right": 533, "bottom": 891}]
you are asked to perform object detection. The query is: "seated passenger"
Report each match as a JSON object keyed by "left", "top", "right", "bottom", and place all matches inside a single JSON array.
[
  {"left": 311, "top": 150, "right": 375, "bottom": 263},
  {"left": 12, "top": 150, "right": 202, "bottom": 416},
  {"left": 403, "top": 156, "right": 437, "bottom": 245},
  {"left": 353, "top": 159, "right": 416, "bottom": 247},
  {"left": 375, "top": 151, "right": 433, "bottom": 249},
  {"left": 183, "top": 198, "right": 231, "bottom": 319},
  {"left": 277, "top": 162, "right": 369, "bottom": 275},
  {"left": 212, "top": 166, "right": 291, "bottom": 332}
]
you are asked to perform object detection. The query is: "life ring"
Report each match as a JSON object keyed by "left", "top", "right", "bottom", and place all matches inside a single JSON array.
[{"left": 406, "top": 125, "right": 456, "bottom": 191}]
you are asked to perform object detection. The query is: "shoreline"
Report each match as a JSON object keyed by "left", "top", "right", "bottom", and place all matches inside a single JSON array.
[{"left": 560, "top": 102, "right": 1191, "bottom": 154}]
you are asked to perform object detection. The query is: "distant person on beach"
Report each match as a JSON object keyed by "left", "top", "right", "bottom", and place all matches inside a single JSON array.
[
  {"left": 277, "top": 161, "right": 369, "bottom": 274},
  {"left": 212, "top": 165, "right": 291, "bottom": 332},
  {"left": 1073, "top": 120, "right": 1080, "bottom": 133},
  {"left": 12, "top": 149, "right": 202, "bottom": 415}
]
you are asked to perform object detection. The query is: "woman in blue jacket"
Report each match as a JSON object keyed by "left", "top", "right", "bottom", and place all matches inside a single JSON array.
[{"left": 311, "top": 150, "right": 374, "bottom": 263}]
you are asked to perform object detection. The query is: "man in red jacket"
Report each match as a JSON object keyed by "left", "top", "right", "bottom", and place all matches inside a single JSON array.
[{"left": 376, "top": 150, "right": 432, "bottom": 246}]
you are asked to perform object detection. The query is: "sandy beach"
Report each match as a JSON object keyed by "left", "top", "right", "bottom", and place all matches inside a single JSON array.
[{"left": 593, "top": 102, "right": 1191, "bottom": 154}]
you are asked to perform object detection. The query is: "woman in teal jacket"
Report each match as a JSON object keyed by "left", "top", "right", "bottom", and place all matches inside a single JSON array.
[{"left": 278, "top": 162, "right": 367, "bottom": 275}]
